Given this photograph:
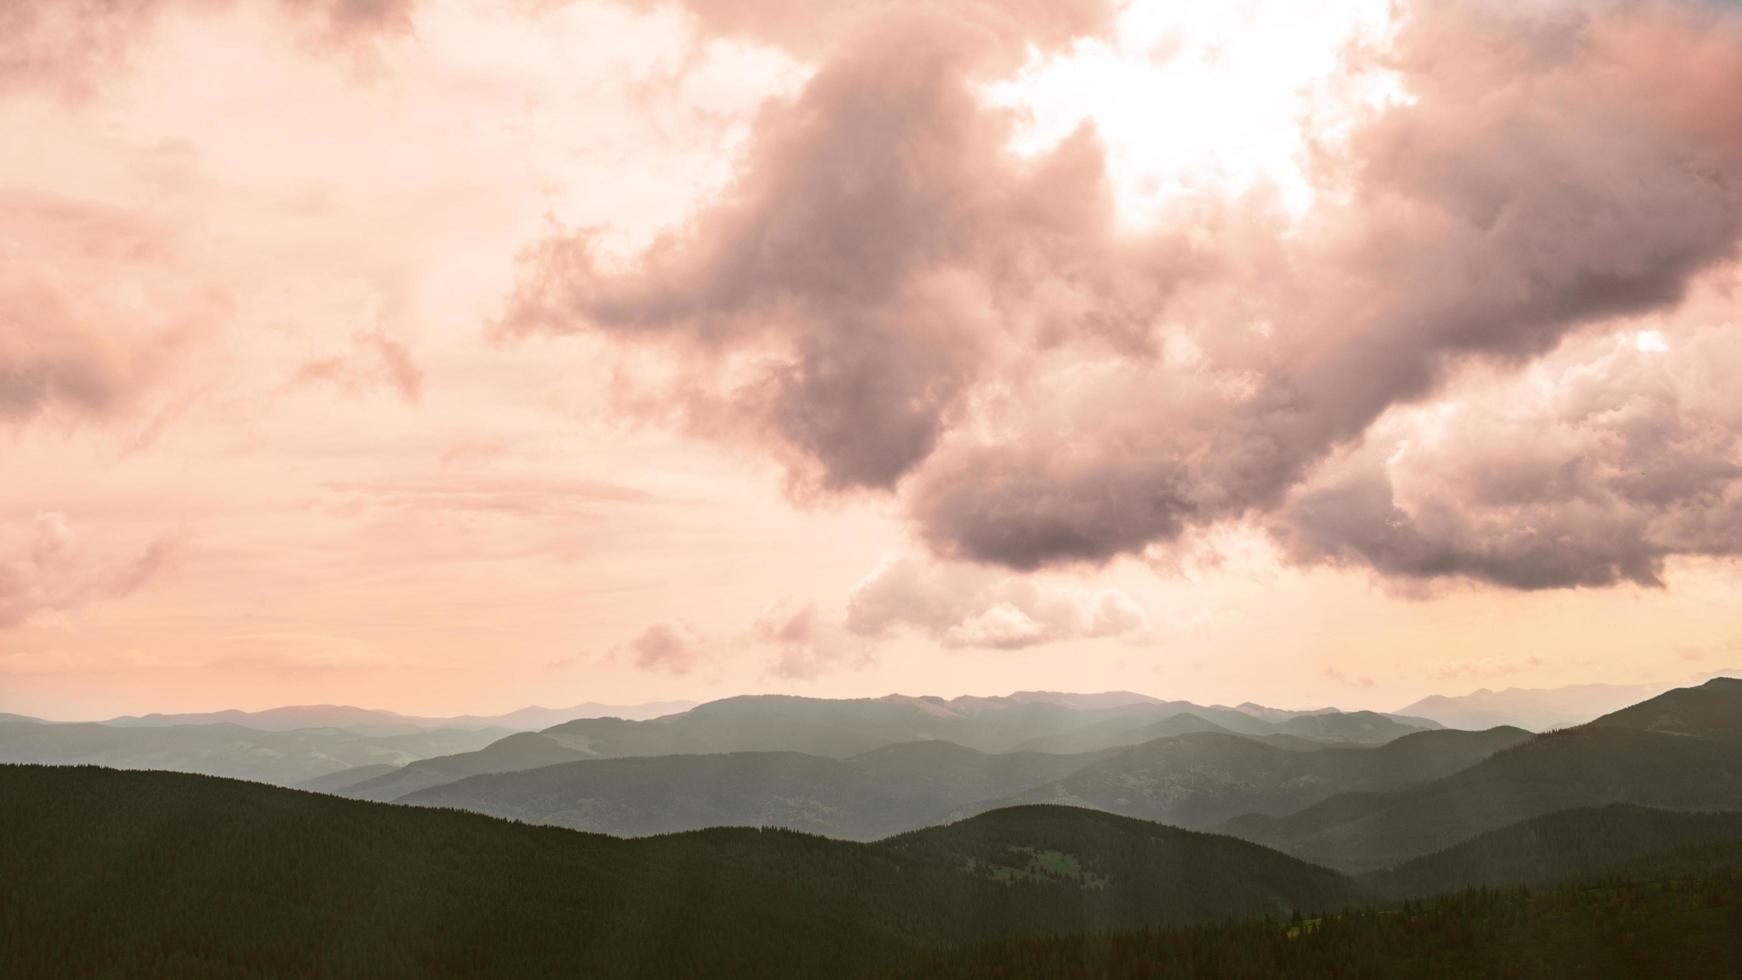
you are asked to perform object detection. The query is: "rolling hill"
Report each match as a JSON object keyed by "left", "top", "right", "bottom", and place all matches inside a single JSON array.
[
  {"left": 1223, "top": 681, "right": 1742, "bottom": 871},
  {"left": 958, "top": 727, "right": 1532, "bottom": 830},
  {"left": 397, "top": 740, "right": 1113, "bottom": 838},
  {"left": 881, "top": 874, "right": 1742, "bottom": 979},
  {"left": 1588, "top": 676, "right": 1742, "bottom": 740},
  {"left": 343, "top": 693, "right": 1444, "bottom": 805},
  {"left": 0, "top": 765, "right": 1363, "bottom": 979},
  {"left": 0, "top": 721, "right": 510, "bottom": 787},
  {"left": 390, "top": 727, "right": 1526, "bottom": 838},
  {"left": 1366, "top": 804, "right": 1742, "bottom": 897}
]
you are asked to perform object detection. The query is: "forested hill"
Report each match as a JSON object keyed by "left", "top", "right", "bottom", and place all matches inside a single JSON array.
[
  {"left": 877, "top": 874, "right": 1742, "bottom": 979},
  {"left": 0, "top": 765, "right": 1359, "bottom": 980}
]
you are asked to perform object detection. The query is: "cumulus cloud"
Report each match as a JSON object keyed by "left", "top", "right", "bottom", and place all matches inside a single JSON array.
[
  {"left": 0, "top": 513, "right": 177, "bottom": 629},
  {"left": 755, "top": 602, "right": 872, "bottom": 679},
  {"left": 502, "top": 4, "right": 1202, "bottom": 494},
  {"left": 624, "top": 620, "right": 707, "bottom": 675},
  {"left": 507, "top": 0, "right": 1742, "bottom": 590},
  {"left": 1274, "top": 322, "right": 1742, "bottom": 590},
  {"left": 844, "top": 556, "right": 1149, "bottom": 650}
]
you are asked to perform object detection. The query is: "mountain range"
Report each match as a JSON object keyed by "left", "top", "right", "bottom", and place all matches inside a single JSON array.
[
  {"left": 7, "top": 762, "right": 1741, "bottom": 978},
  {"left": 0, "top": 720, "right": 512, "bottom": 787},
  {"left": 99, "top": 700, "right": 697, "bottom": 734},
  {"left": 1223, "top": 678, "right": 1742, "bottom": 871}
]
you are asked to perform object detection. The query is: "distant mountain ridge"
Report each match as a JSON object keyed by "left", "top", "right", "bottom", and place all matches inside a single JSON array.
[
  {"left": 1394, "top": 678, "right": 1712, "bottom": 731},
  {"left": 101, "top": 701, "right": 698, "bottom": 734},
  {"left": 1224, "top": 677, "right": 1742, "bottom": 871},
  {"left": 0, "top": 721, "right": 510, "bottom": 787}
]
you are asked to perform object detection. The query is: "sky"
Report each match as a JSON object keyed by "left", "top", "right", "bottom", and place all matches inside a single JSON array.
[{"left": 3, "top": 0, "right": 1741, "bottom": 720}]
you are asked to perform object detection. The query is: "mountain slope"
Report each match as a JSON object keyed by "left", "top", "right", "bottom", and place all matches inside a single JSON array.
[
  {"left": 886, "top": 874, "right": 1742, "bottom": 979},
  {"left": 341, "top": 731, "right": 594, "bottom": 802},
  {"left": 962, "top": 727, "right": 1531, "bottom": 829},
  {"left": 1396, "top": 682, "right": 1669, "bottom": 731},
  {"left": 1588, "top": 677, "right": 1742, "bottom": 740},
  {"left": 883, "top": 805, "right": 1361, "bottom": 926},
  {"left": 0, "top": 721, "right": 509, "bottom": 787},
  {"left": 0, "top": 765, "right": 1363, "bottom": 979},
  {"left": 1367, "top": 804, "right": 1742, "bottom": 897},
  {"left": 398, "top": 740, "right": 1111, "bottom": 839},
  {"left": 1225, "top": 723, "right": 1742, "bottom": 871}
]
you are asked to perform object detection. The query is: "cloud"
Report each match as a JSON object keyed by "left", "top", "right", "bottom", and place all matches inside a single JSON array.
[
  {"left": 501, "top": 5, "right": 1202, "bottom": 495},
  {"left": 290, "top": 330, "right": 425, "bottom": 405},
  {"left": 1274, "top": 321, "right": 1742, "bottom": 590},
  {"left": 506, "top": 0, "right": 1742, "bottom": 589},
  {"left": 624, "top": 620, "right": 706, "bottom": 675},
  {"left": 1, "top": 0, "right": 418, "bottom": 98},
  {"left": 844, "top": 556, "right": 1148, "bottom": 650},
  {"left": 0, "top": 513, "right": 178, "bottom": 629},
  {"left": 622, "top": 0, "right": 1116, "bottom": 63},
  {"left": 755, "top": 602, "right": 871, "bottom": 679},
  {"left": 0, "top": 191, "right": 212, "bottom": 426}
]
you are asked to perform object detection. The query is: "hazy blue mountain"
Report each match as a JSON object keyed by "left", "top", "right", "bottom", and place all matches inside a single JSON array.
[
  {"left": 396, "top": 740, "right": 1114, "bottom": 838},
  {"left": 340, "top": 731, "right": 595, "bottom": 802},
  {"left": 957, "top": 727, "right": 1531, "bottom": 829},
  {"left": 539, "top": 694, "right": 1440, "bottom": 758},
  {"left": 1, "top": 765, "right": 1364, "bottom": 979},
  {"left": 390, "top": 726, "right": 1525, "bottom": 839},
  {"left": 1366, "top": 804, "right": 1742, "bottom": 897},
  {"left": 341, "top": 694, "right": 1449, "bottom": 817},
  {"left": 1005, "top": 712, "right": 1240, "bottom": 754},
  {"left": 1395, "top": 681, "right": 1670, "bottom": 731},
  {"left": 1223, "top": 682, "right": 1742, "bottom": 871},
  {"left": 102, "top": 700, "right": 696, "bottom": 735},
  {"left": 0, "top": 721, "right": 509, "bottom": 787}
]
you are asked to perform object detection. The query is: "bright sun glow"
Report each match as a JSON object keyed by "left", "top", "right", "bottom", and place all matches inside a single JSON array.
[
  {"left": 1635, "top": 329, "right": 1671, "bottom": 353},
  {"left": 985, "top": 0, "right": 1404, "bottom": 229}
]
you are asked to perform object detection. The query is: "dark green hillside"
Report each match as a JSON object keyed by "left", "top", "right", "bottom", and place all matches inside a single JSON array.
[
  {"left": 1226, "top": 724, "right": 1742, "bottom": 871},
  {"left": 878, "top": 873, "right": 1742, "bottom": 979},
  {"left": 966, "top": 726, "right": 1529, "bottom": 829},
  {"left": 398, "top": 740, "right": 1109, "bottom": 839},
  {"left": 884, "top": 806, "right": 1364, "bottom": 929},
  {"left": 1368, "top": 805, "right": 1742, "bottom": 897},
  {"left": 1589, "top": 677, "right": 1742, "bottom": 740},
  {"left": 0, "top": 765, "right": 1361, "bottom": 979}
]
